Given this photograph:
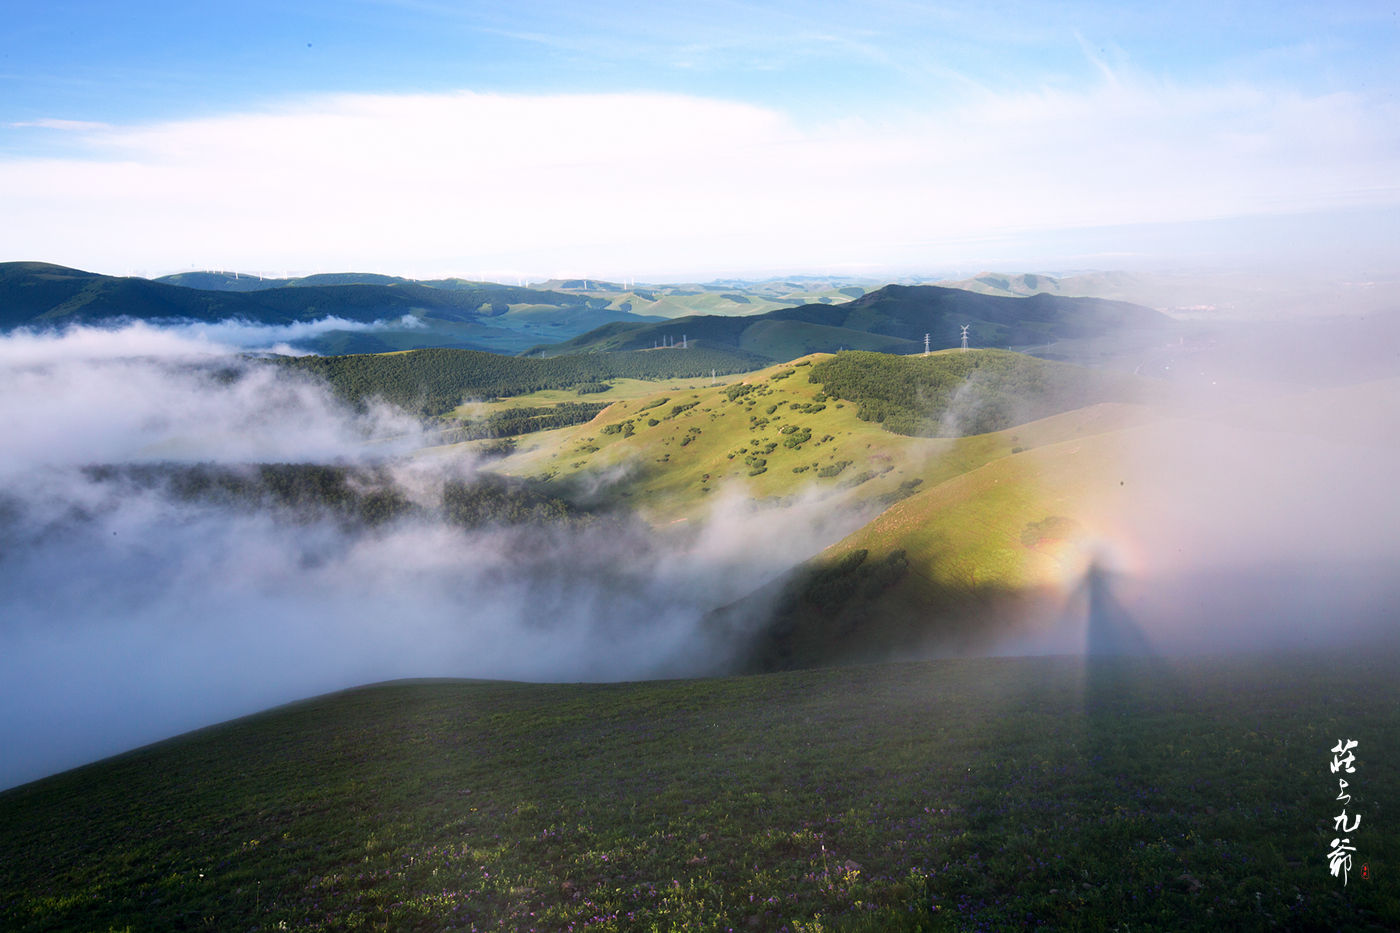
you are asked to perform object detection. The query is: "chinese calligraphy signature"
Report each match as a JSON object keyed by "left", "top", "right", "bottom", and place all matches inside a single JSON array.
[{"left": 1327, "top": 738, "right": 1360, "bottom": 885}]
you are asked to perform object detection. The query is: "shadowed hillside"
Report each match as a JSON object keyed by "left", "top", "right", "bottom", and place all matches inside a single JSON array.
[
  {"left": 0, "top": 263, "right": 664, "bottom": 354},
  {"left": 0, "top": 262, "right": 581, "bottom": 328},
  {"left": 0, "top": 654, "right": 1394, "bottom": 931}
]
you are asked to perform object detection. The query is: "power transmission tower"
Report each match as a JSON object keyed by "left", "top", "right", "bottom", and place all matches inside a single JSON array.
[
  {"left": 924, "top": 333, "right": 930, "bottom": 356},
  {"left": 961, "top": 324, "right": 970, "bottom": 352}
]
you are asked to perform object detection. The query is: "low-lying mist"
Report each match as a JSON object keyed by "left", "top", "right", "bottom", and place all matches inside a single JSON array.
[{"left": 0, "top": 326, "right": 864, "bottom": 790}]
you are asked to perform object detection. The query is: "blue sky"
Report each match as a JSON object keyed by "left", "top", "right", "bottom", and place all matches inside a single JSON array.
[{"left": 2, "top": 1, "right": 1398, "bottom": 280}]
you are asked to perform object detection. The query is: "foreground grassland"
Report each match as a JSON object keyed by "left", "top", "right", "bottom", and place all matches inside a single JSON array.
[{"left": 2, "top": 653, "right": 1395, "bottom": 932}]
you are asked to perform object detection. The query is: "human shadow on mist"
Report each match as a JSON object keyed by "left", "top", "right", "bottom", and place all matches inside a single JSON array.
[{"left": 1073, "top": 559, "right": 1182, "bottom": 783}]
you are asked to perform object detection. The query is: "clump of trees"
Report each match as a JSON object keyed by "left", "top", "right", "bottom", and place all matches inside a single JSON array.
[{"left": 443, "top": 403, "right": 608, "bottom": 442}]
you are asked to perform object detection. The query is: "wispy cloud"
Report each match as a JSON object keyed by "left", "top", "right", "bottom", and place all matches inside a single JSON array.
[{"left": 9, "top": 117, "right": 112, "bottom": 131}]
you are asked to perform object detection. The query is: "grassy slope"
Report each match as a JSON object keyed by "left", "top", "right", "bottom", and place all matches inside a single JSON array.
[
  {"left": 753, "top": 409, "right": 1149, "bottom": 666},
  {"left": 840, "top": 401, "right": 1149, "bottom": 593},
  {"left": 492, "top": 353, "right": 1150, "bottom": 528},
  {"left": 494, "top": 356, "right": 950, "bottom": 521},
  {"left": 1, "top": 655, "right": 1395, "bottom": 932}
]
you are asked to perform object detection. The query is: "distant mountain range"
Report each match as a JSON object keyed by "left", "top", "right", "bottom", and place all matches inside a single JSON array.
[
  {"left": 530, "top": 284, "right": 1176, "bottom": 362},
  {"left": 0, "top": 262, "right": 662, "bottom": 354},
  {"left": 154, "top": 270, "right": 876, "bottom": 319},
  {"left": 0, "top": 263, "right": 1176, "bottom": 361},
  {"left": 152, "top": 270, "right": 553, "bottom": 293}
]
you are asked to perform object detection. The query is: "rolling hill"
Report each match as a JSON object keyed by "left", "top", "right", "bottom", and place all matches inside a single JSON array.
[
  {"left": 528, "top": 284, "right": 1177, "bottom": 363},
  {"left": 488, "top": 350, "right": 1155, "bottom": 549}
]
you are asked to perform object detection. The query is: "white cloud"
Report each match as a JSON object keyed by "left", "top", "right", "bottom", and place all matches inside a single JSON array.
[
  {"left": 0, "top": 324, "right": 423, "bottom": 471},
  {"left": 1, "top": 82, "right": 1396, "bottom": 278},
  {"left": 8, "top": 118, "right": 113, "bottom": 131}
]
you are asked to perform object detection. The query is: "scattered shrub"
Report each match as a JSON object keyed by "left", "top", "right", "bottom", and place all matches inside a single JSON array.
[{"left": 725, "top": 383, "right": 756, "bottom": 401}]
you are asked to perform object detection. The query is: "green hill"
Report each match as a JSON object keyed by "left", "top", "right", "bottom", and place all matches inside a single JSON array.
[
  {"left": 485, "top": 351, "right": 1162, "bottom": 665},
  {"left": 1, "top": 656, "right": 1394, "bottom": 932},
  {"left": 529, "top": 284, "right": 1176, "bottom": 363},
  {"left": 497, "top": 350, "right": 1151, "bottom": 517}
]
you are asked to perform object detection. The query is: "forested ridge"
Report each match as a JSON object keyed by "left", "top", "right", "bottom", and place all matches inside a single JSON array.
[
  {"left": 274, "top": 346, "right": 767, "bottom": 414},
  {"left": 808, "top": 349, "right": 1145, "bottom": 436},
  {"left": 73, "top": 462, "right": 584, "bottom": 529}
]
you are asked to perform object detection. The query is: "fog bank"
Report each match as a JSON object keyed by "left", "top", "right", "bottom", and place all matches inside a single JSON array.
[{"left": 0, "top": 327, "right": 861, "bottom": 789}]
